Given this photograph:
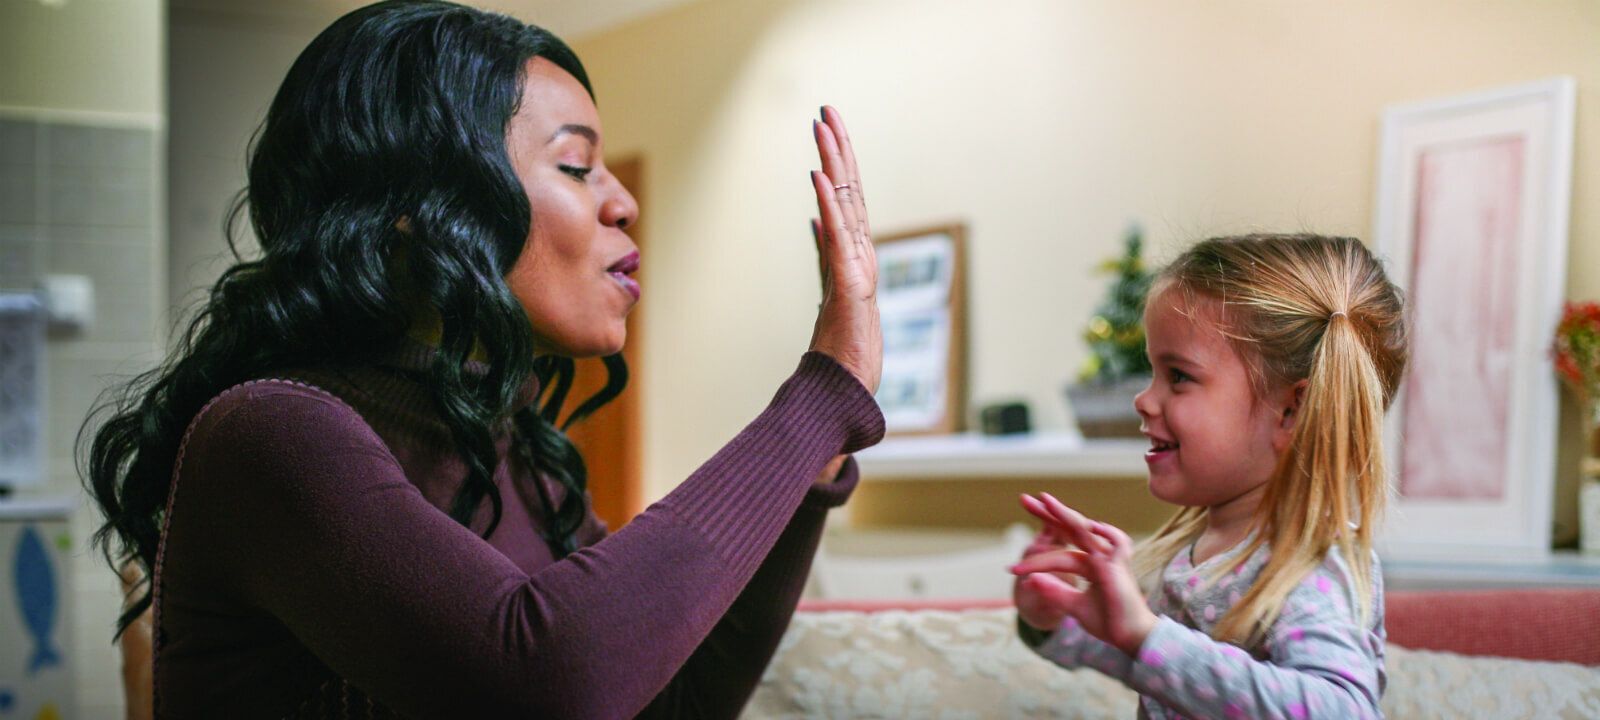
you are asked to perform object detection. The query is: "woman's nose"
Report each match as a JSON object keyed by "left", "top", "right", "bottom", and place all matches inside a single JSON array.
[{"left": 601, "top": 181, "right": 639, "bottom": 230}]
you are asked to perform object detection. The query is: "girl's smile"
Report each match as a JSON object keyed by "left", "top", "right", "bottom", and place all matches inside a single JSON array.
[{"left": 1134, "top": 287, "right": 1298, "bottom": 515}]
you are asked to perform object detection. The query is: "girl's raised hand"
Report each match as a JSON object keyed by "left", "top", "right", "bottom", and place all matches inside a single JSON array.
[
  {"left": 1012, "top": 493, "right": 1160, "bottom": 655},
  {"left": 1010, "top": 510, "right": 1092, "bottom": 632},
  {"left": 807, "top": 106, "right": 881, "bottom": 393}
]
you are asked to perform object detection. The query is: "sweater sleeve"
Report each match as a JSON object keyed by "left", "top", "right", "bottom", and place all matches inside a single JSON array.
[
  {"left": 168, "top": 352, "right": 883, "bottom": 719},
  {"left": 637, "top": 457, "right": 859, "bottom": 718},
  {"left": 1120, "top": 553, "right": 1386, "bottom": 720},
  {"left": 1024, "top": 616, "right": 1134, "bottom": 683}
]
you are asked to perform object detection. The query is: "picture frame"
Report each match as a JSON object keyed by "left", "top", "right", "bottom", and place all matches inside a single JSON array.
[
  {"left": 1373, "top": 77, "right": 1576, "bottom": 559},
  {"left": 873, "top": 222, "right": 967, "bottom": 436}
]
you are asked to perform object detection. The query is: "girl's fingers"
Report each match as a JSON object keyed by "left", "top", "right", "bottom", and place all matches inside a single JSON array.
[
  {"left": 1009, "top": 549, "right": 1091, "bottom": 577},
  {"left": 1020, "top": 495, "right": 1097, "bottom": 552},
  {"left": 1023, "top": 573, "right": 1087, "bottom": 612},
  {"left": 1089, "top": 521, "right": 1135, "bottom": 561},
  {"left": 1034, "top": 493, "right": 1110, "bottom": 555}
]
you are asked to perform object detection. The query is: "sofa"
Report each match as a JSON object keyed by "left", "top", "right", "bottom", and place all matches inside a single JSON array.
[{"left": 744, "top": 590, "right": 1600, "bottom": 719}]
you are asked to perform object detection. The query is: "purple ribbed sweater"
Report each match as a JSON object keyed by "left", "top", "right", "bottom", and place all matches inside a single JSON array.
[{"left": 151, "top": 347, "right": 884, "bottom": 719}]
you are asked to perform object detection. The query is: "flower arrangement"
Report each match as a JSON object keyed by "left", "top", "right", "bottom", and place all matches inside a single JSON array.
[{"left": 1554, "top": 300, "right": 1600, "bottom": 456}]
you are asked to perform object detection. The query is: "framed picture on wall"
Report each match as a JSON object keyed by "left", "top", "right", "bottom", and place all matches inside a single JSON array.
[
  {"left": 1373, "top": 77, "right": 1575, "bottom": 559},
  {"left": 874, "top": 223, "right": 967, "bottom": 435}
]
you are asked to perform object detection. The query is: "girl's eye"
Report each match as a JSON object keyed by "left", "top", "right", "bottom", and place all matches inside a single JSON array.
[
  {"left": 559, "top": 164, "right": 593, "bottom": 182},
  {"left": 1169, "top": 368, "right": 1192, "bottom": 385}
]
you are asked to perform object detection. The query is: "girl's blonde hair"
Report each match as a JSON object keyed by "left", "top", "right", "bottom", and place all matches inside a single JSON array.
[{"left": 1132, "top": 234, "right": 1408, "bottom": 648}]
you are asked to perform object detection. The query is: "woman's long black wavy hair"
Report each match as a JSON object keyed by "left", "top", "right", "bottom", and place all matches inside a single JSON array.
[{"left": 81, "top": 0, "right": 625, "bottom": 638}]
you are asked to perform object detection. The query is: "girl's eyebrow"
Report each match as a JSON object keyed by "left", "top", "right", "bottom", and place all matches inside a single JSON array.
[{"left": 1157, "top": 351, "right": 1201, "bottom": 368}]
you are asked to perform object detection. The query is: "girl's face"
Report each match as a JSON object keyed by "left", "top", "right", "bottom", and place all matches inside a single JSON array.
[
  {"left": 503, "top": 58, "right": 641, "bottom": 358},
  {"left": 1133, "top": 288, "right": 1298, "bottom": 511}
]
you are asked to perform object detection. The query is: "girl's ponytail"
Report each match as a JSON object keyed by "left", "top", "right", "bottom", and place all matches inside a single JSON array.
[{"left": 1138, "top": 235, "right": 1407, "bottom": 647}]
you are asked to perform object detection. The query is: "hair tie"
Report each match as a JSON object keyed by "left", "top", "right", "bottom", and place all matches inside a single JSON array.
[{"left": 1329, "top": 311, "right": 1348, "bottom": 322}]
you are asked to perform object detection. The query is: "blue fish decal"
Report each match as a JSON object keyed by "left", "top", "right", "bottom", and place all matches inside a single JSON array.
[{"left": 13, "top": 525, "right": 61, "bottom": 675}]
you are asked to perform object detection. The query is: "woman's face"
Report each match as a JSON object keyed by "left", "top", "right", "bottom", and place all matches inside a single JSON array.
[{"left": 503, "top": 57, "right": 640, "bottom": 358}]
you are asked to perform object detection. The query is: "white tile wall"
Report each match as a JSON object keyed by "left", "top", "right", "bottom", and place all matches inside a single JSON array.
[{"left": 1, "top": 115, "right": 162, "bottom": 720}]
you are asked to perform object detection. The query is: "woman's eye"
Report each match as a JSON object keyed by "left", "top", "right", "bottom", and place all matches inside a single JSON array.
[{"left": 559, "top": 164, "right": 593, "bottom": 181}]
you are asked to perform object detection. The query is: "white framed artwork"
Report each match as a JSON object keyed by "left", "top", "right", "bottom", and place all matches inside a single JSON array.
[{"left": 1373, "top": 77, "right": 1575, "bottom": 559}]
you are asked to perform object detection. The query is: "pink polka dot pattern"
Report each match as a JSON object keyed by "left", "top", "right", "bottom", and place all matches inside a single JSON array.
[{"left": 1026, "top": 539, "right": 1385, "bottom": 720}]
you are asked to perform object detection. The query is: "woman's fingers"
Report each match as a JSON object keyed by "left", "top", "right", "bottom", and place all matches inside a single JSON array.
[
  {"left": 820, "top": 106, "right": 870, "bottom": 239},
  {"left": 810, "top": 219, "right": 828, "bottom": 294},
  {"left": 814, "top": 121, "right": 862, "bottom": 258},
  {"left": 809, "top": 170, "right": 855, "bottom": 262}
]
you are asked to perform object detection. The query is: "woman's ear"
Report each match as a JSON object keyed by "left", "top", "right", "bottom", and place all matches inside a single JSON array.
[{"left": 1271, "top": 379, "right": 1309, "bottom": 453}]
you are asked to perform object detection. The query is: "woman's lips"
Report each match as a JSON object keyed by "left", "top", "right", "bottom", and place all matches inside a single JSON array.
[
  {"left": 610, "top": 272, "right": 640, "bottom": 301},
  {"left": 608, "top": 251, "right": 640, "bottom": 301}
]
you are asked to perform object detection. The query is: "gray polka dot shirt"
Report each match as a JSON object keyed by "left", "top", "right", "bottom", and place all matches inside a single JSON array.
[{"left": 1027, "top": 539, "right": 1386, "bottom": 720}]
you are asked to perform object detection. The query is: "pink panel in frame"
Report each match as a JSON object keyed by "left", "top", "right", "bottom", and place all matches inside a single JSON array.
[{"left": 1400, "top": 137, "right": 1524, "bottom": 501}]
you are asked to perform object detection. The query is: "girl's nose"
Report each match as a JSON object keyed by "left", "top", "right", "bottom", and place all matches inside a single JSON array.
[{"left": 1132, "top": 380, "right": 1157, "bottom": 420}]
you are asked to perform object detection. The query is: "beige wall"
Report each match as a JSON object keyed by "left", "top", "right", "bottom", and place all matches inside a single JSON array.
[
  {"left": 571, "top": 0, "right": 1600, "bottom": 539},
  {"left": 1, "top": 0, "right": 167, "bottom": 716},
  {"left": 0, "top": 0, "right": 164, "bottom": 120}
]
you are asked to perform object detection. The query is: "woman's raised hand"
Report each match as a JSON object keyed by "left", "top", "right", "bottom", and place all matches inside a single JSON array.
[{"left": 808, "top": 106, "right": 881, "bottom": 394}]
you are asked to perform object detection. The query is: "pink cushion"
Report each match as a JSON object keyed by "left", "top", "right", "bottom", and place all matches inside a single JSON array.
[
  {"left": 799, "top": 598, "right": 1012, "bottom": 613},
  {"left": 799, "top": 589, "right": 1600, "bottom": 665},
  {"left": 1385, "top": 589, "right": 1600, "bottom": 665}
]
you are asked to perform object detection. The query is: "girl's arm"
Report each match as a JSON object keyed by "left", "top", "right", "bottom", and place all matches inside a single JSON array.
[
  {"left": 1023, "top": 616, "right": 1135, "bottom": 682},
  {"left": 1121, "top": 554, "right": 1385, "bottom": 720},
  {"left": 1018, "top": 495, "right": 1384, "bottom": 719}
]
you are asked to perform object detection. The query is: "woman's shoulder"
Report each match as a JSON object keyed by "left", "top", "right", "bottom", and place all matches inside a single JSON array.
[{"left": 179, "top": 376, "right": 385, "bottom": 463}]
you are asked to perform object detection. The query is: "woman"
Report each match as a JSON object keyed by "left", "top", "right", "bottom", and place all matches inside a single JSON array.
[{"left": 84, "top": 1, "right": 882, "bottom": 717}]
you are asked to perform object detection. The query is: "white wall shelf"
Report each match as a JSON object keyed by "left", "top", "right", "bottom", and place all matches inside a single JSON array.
[
  {"left": 1383, "top": 551, "right": 1600, "bottom": 590},
  {"left": 856, "top": 431, "right": 1148, "bottom": 480}
]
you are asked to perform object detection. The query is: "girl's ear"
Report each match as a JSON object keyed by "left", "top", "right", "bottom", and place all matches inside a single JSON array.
[{"left": 1271, "top": 379, "right": 1309, "bottom": 453}]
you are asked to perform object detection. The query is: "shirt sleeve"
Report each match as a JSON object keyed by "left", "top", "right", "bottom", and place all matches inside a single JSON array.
[
  {"left": 167, "top": 352, "right": 883, "bottom": 719},
  {"left": 1024, "top": 616, "right": 1135, "bottom": 683},
  {"left": 1121, "top": 553, "right": 1386, "bottom": 720}
]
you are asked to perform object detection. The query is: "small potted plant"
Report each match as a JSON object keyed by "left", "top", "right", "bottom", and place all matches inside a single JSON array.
[
  {"left": 1554, "top": 300, "right": 1600, "bottom": 553},
  {"left": 1064, "top": 225, "right": 1152, "bottom": 438}
]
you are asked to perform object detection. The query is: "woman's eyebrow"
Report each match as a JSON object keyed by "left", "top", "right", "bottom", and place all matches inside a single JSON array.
[{"left": 548, "top": 123, "right": 598, "bottom": 145}]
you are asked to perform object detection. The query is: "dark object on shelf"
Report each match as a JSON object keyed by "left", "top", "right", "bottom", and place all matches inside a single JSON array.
[{"left": 979, "top": 402, "right": 1031, "bottom": 435}]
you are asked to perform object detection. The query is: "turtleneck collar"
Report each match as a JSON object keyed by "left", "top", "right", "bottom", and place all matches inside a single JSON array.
[{"left": 373, "top": 336, "right": 543, "bottom": 415}]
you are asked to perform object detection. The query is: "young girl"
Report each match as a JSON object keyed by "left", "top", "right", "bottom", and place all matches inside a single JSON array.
[{"left": 1012, "top": 234, "right": 1406, "bottom": 719}]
